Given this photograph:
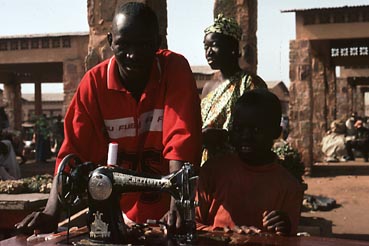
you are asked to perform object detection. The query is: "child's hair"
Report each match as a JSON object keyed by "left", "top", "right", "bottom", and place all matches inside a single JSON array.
[{"left": 234, "top": 89, "right": 282, "bottom": 127}]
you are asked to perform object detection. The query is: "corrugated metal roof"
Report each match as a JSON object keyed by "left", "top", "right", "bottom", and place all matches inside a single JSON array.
[
  {"left": 0, "top": 31, "right": 89, "bottom": 39},
  {"left": 22, "top": 93, "right": 63, "bottom": 102},
  {"left": 281, "top": 5, "right": 369, "bottom": 13}
]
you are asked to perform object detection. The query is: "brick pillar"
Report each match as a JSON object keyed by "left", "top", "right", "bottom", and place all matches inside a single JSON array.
[
  {"left": 85, "top": 0, "right": 167, "bottom": 71},
  {"left": 357, "top": 86, "right": 366, "bottom": 117},
  {"left": 214, "top": 0, "right": 257, "bottom": 74},
  {"left": 310, "top": 55, "right": 336, "bottom": 162},
  {"left": 290, "top": 39, "right": 341, "bottom": 171},
  {"left": 288, "top": 40, "right": 313, "bottom": 173},
  {"left": 63, "top": 60, "right": 86, "bottom": 115},
  {"left": 4, "top": 80, "right": 22, "bottom": 130},
  {"left": 34, "top": 81, "right": 42, "bottom": 116},
  {"left": 336, "top": 77, "right": 351, "bottom": 120}
]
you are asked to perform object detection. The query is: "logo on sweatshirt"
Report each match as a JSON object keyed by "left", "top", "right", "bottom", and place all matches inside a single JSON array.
[{"left": 104, "top": 109, "right": 163, "bottom": 139}]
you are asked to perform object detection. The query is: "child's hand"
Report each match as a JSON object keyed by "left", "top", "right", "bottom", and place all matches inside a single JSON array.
[{"left": 262, "top": 210, "right": 291, "bottom": 236}]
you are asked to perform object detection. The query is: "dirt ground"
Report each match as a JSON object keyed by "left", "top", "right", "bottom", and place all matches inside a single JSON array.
[{"left": 302, "top": 172, "right": 369, "bottom": 241}]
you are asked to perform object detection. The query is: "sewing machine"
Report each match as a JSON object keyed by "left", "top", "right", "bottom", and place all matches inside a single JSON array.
[{"left": 56, "top": 154, "right": 198, "bottom": 245}]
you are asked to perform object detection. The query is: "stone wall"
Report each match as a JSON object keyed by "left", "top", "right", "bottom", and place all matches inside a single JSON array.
[
  {"left": 356, "top": 86, "right": 366, "bottom": 117},
  {"left": 310, "top": 55, "right": 337, "bottom": 162},
  {"left": 289, "top": 40, "right": 314, "bottom": 172},
  {"left": 336, "top": 77, "right": 352, "bottom": 120}
]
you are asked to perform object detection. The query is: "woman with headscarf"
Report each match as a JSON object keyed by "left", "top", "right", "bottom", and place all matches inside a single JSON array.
[{"left": 201, "top": 14, "right": 267, "bottom": 163}]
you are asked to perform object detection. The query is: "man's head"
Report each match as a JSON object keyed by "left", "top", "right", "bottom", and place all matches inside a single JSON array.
[
  {"left": 203, "top": 14, "right": 242, "bottom": 70},
  {"left": 107, "top": 2, "right": 160, "bottom": 83},
  {"left": 230, "top": 89, "right": 282, "bottom": 164}
]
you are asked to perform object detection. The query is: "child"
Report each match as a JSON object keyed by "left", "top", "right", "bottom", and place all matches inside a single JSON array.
[{"left": 196, "top": 89, "right": 303, "bottom": 236}]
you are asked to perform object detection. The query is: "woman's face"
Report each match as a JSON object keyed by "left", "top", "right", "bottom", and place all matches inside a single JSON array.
[{"left": 203, "top": 32, "right": 238, "bottom": 70}]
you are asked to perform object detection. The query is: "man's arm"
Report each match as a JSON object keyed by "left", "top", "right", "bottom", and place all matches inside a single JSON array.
[
  {"left": 54, "top": 72, "right": 108, "bottom": 174},
  {"left": 160, "top": 53, "right": 202, "bottom": 229},
  {"left": 161, "top": 54, "right": 202, "bottom": 166},
  {"left": 166, "top": 160, "right": 184, "bottom": 228}
]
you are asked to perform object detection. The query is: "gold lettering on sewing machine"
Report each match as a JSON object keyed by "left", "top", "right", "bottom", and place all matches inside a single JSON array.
[{"left": 113, "top": 173, "right": 171, "bottom": 188}]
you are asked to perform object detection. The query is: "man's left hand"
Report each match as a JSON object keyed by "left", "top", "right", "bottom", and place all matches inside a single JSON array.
[{"left": 159, "top": 160, "right": 184, "bottom": 233}]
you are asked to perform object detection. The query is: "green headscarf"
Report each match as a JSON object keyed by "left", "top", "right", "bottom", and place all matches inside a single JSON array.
[{"left": 204, "top": 13, "right": 243, "bottom": 41}]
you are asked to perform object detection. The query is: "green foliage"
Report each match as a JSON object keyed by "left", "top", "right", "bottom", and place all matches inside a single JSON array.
[
  {"left": 35, "top": 115, "right": 51, "bottom": 138},
  {"left": 273, "top": 142, "right": 305, "bottom": 183}
]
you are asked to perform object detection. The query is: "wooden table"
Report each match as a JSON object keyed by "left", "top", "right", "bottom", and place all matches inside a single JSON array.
[
  {"left": 2, "top": 228, "right": 369, "bottom": 246},
  {"left": 0, "top": 193, "right": 49, "bottom": 230}
]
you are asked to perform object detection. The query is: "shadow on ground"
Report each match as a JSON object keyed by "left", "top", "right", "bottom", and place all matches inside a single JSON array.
[{"left": 333, "top": 233, "right": 369, "bottom": 241}]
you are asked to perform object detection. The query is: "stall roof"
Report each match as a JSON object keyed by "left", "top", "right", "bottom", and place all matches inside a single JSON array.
[{"left": 281, "top": 5, "right": 369, "bottom": 13}]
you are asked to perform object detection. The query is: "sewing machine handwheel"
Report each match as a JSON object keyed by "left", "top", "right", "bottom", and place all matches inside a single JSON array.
[{"left": 57, "top": 153, "right": 82, "bottom": 208}]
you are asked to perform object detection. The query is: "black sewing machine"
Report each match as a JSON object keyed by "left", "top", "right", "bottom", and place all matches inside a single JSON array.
[{"left": 56, "top": 154, "right": 198, "bottom": 245}]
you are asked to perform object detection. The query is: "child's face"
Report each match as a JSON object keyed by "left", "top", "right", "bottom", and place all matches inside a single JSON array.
[{"left": 230, "top": 105, "right": 280, "bottom": 164}]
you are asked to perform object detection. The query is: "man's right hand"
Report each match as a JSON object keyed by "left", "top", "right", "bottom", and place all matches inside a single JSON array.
[
  {"left": 15, "top": 211, "right": 58, "bottom": 235},
  {"left": 15, "top": 176, "right": 60, "bottom": 235}
]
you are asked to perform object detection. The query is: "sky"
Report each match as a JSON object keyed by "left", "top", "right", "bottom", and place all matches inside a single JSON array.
[{"left": 1, "top": 0, "right": 369, "bottom": 93}]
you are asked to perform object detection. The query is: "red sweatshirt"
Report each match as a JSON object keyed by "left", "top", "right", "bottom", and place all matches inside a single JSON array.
[
  {"left": 56, "top": 49, "right": 202, "bottom": 223},
  {"left": 196, "top": 153, "right": 303, "bottom": 235}
]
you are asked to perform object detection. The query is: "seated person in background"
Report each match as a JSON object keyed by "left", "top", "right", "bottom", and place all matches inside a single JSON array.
[
  {"left": 201, "top": 14, "right": 267, "bottom": 164},
  {"left": 196, "top": 89, "right": 303, "bottom": 236},
  {"left": 0, "top": 140, "right": 21, "bottom": 180},
  {"left": 280, "top": 116, "right": 289, "bottom": 140},
  {"left": 346, "top": 120, "right": 369, "bottom": 162},
  {"left": 345, "top": 112, "right": 358, "bottom": 142},
  {"left": 321, "top": 120, "right": 347, "bottom": 162}
]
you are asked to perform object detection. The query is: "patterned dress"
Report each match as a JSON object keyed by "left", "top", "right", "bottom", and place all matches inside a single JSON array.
[{"left": 201, "top": 71, "right": 267, "bottom": 163}]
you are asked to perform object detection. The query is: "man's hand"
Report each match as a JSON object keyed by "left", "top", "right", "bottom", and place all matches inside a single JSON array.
[
  {"left": 15, "top": 176, "right": 60, "bottom": 235},
  {"left": 160, "top": 197, "right": 182, "bottom": 232},
  {"left": 15, "top": 211, "right": 58, "bottom": 235},
  {"left": 160, "top": 160, "right": 184, "bottom": 234},
  {"left": 262, "top": 210, "right": 291, "bottom": 236}
]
